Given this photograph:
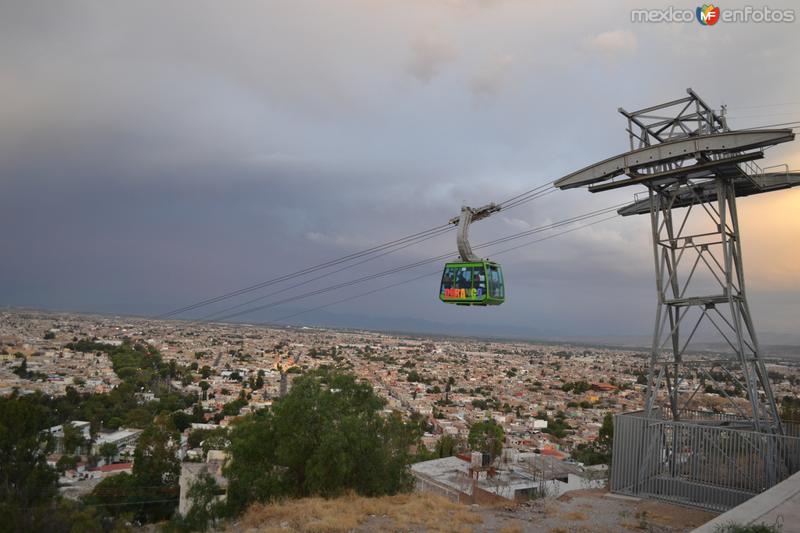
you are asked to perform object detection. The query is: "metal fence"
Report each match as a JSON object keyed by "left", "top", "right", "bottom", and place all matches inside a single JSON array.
[{"left": 611, "top": 410, "right": 800, "bottom": 512}]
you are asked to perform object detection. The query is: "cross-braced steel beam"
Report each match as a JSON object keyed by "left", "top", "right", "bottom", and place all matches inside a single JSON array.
[
  {"left": 643, "top": 178, "right": 782, "bottom": 435},
  {"left": 555, "top": 89, "right": 800, "bottom": 510}
]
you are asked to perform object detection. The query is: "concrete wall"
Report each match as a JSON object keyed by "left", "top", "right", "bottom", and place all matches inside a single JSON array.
[{"left": 413, "top": 474, "right": 464, "bottom": 503}]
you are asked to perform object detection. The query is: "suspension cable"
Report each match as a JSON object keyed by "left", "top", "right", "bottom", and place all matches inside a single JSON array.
[
  {"left": 207, "top": 204, "right": 624, "bottom": 322},
  {"left": 270, "top": 214, "right": 619, "bottom": 323}
]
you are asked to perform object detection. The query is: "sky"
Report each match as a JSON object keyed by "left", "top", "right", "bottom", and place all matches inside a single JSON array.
[{"left": 2, "top": 0, "right": 799, "bottom": 343}]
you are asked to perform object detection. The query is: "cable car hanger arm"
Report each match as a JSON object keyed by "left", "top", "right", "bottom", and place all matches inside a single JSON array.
[{"left": 448, "top": 203, "right": 501, "bottom": 262}]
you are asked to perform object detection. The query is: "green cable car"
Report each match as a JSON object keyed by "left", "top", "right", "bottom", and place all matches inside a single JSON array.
[
  {"left": 440, "top": 260, "right": 505, "bottom": 306},
  {"left": 440, "top": 204, "right": 505, "bottom": 306}
]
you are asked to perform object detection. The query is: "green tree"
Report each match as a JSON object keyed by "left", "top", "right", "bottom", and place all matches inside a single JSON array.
[
  {"left": 468, "top": 419, "right": 504, "bottom": 459},
  {"left": 598, "top": 412, "right": 614, "bottom": 448},
  {"left": 188, "top": 428, "right": 206, "bottom": 450},
  {"left": 471, "top": 399, "right": 488, "bottom": 410},
  {"left": 173, "top": 410, "right": 193, "bottom": 432},
  {"left": 85, "top": 472, "right": 138, "bottom": 513},
  {"left": 561, "top": 380, "right": 591, "bottom": 394},
  {"left": 12, "top": 357, "right": 28, "bottom": 378},
  {"left": 51, "top": 499, "right": 105, "bottom": 533},
  {"left": 180, "top": 472, "right": 225, "bottom": 532},
  {"left": 124, "top": 407, "right": 153, "bottom": 428},
  {"left": 88, "top": 417, "right": 182, "bottom": 523},
  {"left": 224, "top": 370, "right": 415, "bottom": 515},
  {"left": 220, "top": 393, "right": 247, "bottom": 417},
  {"left": 435, "top": 434, "right": 458, "bottom": 458},
  {"left": 201, "top": 429, "right": 229, "bottom": 456},
  {"left": 780, "top": 396, "right": 800, "bottom": 422},
  {"left": 130, "top": 415, "right": 181, "bottom": 522},
  {"left": 273, "top": 371, "right": 412, "bottom": 497},
  {"left": 224, "top": 411, "right": 281, "bottom": 515},
  {"left": 99, "top": 442, "right": 118, "bottom": 464},
  {"left": 199, "top": 381, "right": 210, "bottom": 400},
  {"left": 186, "top": 426, "right": 228, "bottom": 454},
  {"left": 0, "top": 394, "right": 59, "bottom": 531},
  {"left": 105, "top": 417, "right": 123, "bottom": 430},
  {"left": 192, "top": 402, "right": 205, "bottom": 422},
  {"left": 61, "top": 422, "right": 86, "bottom": 455},
  {"left": 572, "top": 413, "right": 614, "bottom": 466},
  {"left": 56, "top": 454, "right": 79, "bottom": 473}
]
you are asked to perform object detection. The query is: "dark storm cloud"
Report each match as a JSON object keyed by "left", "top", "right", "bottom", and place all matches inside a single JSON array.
[{"left": 1, "top": 0, "right": 799, "bottom": 338}]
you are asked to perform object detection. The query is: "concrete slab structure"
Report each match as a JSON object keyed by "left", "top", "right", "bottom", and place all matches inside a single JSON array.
[{"left": 693, "top": 469, "right": 800, "bottom": 532}]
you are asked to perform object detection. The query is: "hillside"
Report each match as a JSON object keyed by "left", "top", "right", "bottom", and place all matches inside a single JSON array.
[{"left": 224, "top": 489, "right": 716, "bottom": 532}]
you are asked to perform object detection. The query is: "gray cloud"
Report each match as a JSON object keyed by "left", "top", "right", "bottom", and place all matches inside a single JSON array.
[
  {"left": 583, "top": 30, "right": 638, "bottom": 57},
  {"left": 469, "top": 54, "right": 514, "bottom": 98},
  {"left": 1, "top": 0, "right": 799, "bottom": 339},
  {"left": 407, "top": 31, "right": 458, "bottom": 83}
]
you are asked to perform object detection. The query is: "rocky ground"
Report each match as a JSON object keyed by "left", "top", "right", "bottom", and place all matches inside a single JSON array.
[{"left": 474, "top": 488, "right": 716, "bottom": 533}]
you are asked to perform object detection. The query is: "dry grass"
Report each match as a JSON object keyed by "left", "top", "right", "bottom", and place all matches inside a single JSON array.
[
  {"left": 542, "top": 501, "right": 560, "bottom": 518},
  {"left": 621, "top": 521, "right": 642, "bottom": 531},
  {"left": 640, "top": 510, "right": 675, "bottom": 526},
  {"left": 561, "top": 510, "right": 588, "bottom": 521},
  {"left": 234, "top": 492, "right": 483, "bottom": 532},
  {"left": 499, "top": 522, "right": 524, "bottom": 533}
]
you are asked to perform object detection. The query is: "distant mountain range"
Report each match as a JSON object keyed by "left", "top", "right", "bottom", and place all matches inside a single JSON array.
[
  {"left": 7, "top": 305, "right": 800, "bottom": 357},
  {"left": 226, "top": 306, "right": 800, "bottom": 355}
]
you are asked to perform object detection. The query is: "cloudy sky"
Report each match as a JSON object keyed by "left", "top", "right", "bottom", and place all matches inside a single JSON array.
[{"left": 2, "top": 0, "right": 799, "bottom": 341}]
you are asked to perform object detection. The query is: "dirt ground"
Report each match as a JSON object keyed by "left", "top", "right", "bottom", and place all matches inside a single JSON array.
[
  {"left": 471, "top": 488, "right": 717, "bottom": 533},
  {"left": 227, "top": 488, "right": 717, "bottom": 532}
]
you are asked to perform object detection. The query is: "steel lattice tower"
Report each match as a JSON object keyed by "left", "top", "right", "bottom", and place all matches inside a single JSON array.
[{"left": 555, "top": 89, "right": 800, "bottom": 510}]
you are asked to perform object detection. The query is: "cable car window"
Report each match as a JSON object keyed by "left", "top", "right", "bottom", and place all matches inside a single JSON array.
[
  {"left": 473, "top": 267, "right": 486, "bottom": 295},
  {"left": 497, "top": 267, "right": 504, "bottom": 298},
  {"left": 456, "top": 267, "right": 471, "bottom": 289},
  {"left": 489, "top": 265, "right": 503, "bottom": 298},
  {"left": 441, "top": 266, "right": 457, "bottom": 292}
]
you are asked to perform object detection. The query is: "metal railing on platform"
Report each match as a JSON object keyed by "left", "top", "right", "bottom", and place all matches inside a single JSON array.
[{"left": 611, "top": 410, "right": 800, "bottom": 512}]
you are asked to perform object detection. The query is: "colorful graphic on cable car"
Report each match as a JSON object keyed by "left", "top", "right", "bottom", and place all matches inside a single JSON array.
[
  {"left": 442, "top": 287, "right": 483, "bottom": 299},
  {"left": 439, "top": 261, "right": 504, "bottom": 306}
]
